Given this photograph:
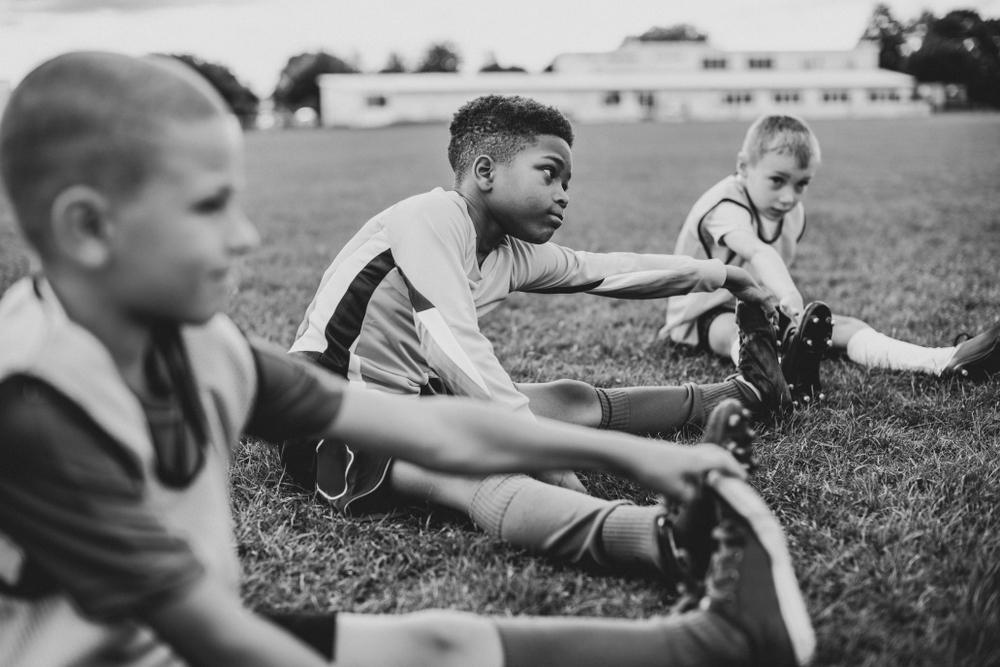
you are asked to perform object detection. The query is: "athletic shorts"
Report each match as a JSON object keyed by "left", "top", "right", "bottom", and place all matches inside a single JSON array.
[
  {"left": 279, "top": 378, "right": 447, "bottom": 516},
  {"left": 695, "top": 304, "right": 737, "bottom": 353}
]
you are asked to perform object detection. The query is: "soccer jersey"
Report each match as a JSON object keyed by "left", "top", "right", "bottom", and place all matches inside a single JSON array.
[
  {"left": 291, "top": 187, "right": 728, "bottom": 413},
  {"left": 660, "top": 174, "right": 806, "bottom": 346},
  {"left": 0, "top": 277, "right": 344, "bottom": 667}
]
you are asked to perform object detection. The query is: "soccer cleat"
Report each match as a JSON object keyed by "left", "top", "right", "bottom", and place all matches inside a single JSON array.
[
  {"left": 942, "top": 321, "right": 1000, "bottom": 380},
  {"left": 701, "top": 472, "right": 816, "bottom": 667},
  {"left": 735, "top": 302, "right": 793, "bottom": 418},
  {"left": 780, "top": 301, "right": 833, "bottom": 406},
  {"left": 657, "top": 400, "right": 757, "bottom": 599}
]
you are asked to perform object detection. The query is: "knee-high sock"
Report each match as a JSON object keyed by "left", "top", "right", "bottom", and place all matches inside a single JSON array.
[
  {"left": 497, "top": 610, "right": 750, "bottom": 667},
  {"left": 846, "top": 327, "right": 954, "bottom": 375},
  {"left": 468, "top": 474, "right": 662, "bottom": 571},
  {"left": 596, "top": 381, "right": 749, "bottom": 434}
]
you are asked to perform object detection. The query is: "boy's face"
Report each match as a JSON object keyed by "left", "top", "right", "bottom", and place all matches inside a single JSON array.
[
  {"left": 738, "top": 150, "right": 817, "bottom": 222},
  {"left": 486, "top": 134, "right": 572, "bottom": 244},
  {"left": 106, "top": 115, "right": 259, "bottom": 325}
]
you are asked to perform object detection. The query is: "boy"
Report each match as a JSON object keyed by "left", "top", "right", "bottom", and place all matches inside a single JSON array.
[
  {"left": 659, "top": 114, "right": 1000, "bottom": 397},
  {"left": 286, "top": 94, "right": 790, "bottom": 579},
  {"left": 0, "top": 51, "right": 814, "bottom": 666}
]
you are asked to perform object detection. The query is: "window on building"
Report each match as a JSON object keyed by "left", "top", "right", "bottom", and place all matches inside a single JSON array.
[
  {"left": 365, "top": 95, "right": 388, "bottom": 107},
  {"left": 868, "top": 89, "right": 901, "bottom": 102},
  {"left": 702, "top": 57, "right": 728, "bottom": 69},
  {"left": 821, "top": 90, "right": 850, "bottom": 103},
  {"left": 772, "top": 91, "right": 801, "bottom": 104},
  {"left": 723, "top": 92, "right": 753, "bottom": 105},
  {"left": 604, "top": 91, "right": 621, "bottom": 106},
  {"left": 637, "top": 91, "right": 655, "bottom": 108},
  {"left": 748, "top": 57, "right": 774, "bottom": 69}
]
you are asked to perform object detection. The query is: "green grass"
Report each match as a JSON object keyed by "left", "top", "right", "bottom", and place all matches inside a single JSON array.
[{"left": 2, "top": 115, "right": 998, "bottom": 666}]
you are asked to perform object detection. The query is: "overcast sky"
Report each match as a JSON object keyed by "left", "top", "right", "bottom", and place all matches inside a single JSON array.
[{"left": 2, "top": 0, "right": 998, "bottom": 96}]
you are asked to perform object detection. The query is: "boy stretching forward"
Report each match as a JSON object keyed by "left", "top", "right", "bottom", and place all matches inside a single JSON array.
[
  {"left": 287, "top": 94, "right": 791, "bottom": 581},
  {"left": 659, "top": 114, "right": 999, "bottom": 398},
  {"left": 0, "top": 51, "right": 815, "bottom": 667}
]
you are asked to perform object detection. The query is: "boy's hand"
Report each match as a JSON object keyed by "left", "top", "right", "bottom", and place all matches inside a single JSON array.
[
  {"left": 730, "top": 283, "right": 780, "bottom": 324},
  {"left": 633, "top": 443, "right": 747, "bottom": 503},
  {"left": 779, "top": 293, "right": 804, "bottom": 324}
]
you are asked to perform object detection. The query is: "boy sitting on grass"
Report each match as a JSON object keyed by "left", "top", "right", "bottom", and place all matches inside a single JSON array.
[
  {"left": 0, "top": 51, "right": 816, "bottom": 667},
  {"left": 286, "top": 94, "right": 792, "bottom": 582},
  {"left": 659, "top": 114, "right": 999, "bottom": 401}
]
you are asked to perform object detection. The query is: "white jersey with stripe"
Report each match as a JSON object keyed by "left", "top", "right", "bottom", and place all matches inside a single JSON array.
[
  {"left": 660, "top": 174, "right": 806, "bottom": 346},
  {"left": 291, "top": 187, "right": 728, "bottom": 413}
]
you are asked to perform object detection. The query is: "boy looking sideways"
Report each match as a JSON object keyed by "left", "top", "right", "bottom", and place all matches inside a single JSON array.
[
  {"left": 286, "top": 95, "right": 790, "bottom": 582},
  {"left": 0, "top": 52, "right": 813, "bottom": 667},
  {"left": 659, "top": 114, "right": 999, "bottom": 398}
]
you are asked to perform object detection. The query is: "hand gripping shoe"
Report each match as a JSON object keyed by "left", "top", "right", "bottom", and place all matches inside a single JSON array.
[{"left": 657, "top": 399, "right": 757, "bottom": 601}]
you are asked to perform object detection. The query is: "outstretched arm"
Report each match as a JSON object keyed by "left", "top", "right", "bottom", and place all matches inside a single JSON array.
[
  {"left": 331, "top": 381, "right": 747, "bottom": 503},
  {"left": 721, "top": 229, "right": 802, "bottom": 321}
]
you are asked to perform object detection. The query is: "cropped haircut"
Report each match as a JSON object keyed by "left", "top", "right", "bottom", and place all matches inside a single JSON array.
[
  {"left": 447, "top": 95, "right": 574, "bottom": 180},
  {"left": 741, "top": 115, "right": 821, "bottom": 169},
  {"left": 0, "top": 51, "right": 228, "bottom": 255}
]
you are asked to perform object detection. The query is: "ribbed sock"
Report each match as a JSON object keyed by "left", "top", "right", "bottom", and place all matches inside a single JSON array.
[
  {"left": 596, "top": 387, "right": 632, "bottom": 430},
  {"left": 599, "top": 504, "right": 663, "bottom": 571}
]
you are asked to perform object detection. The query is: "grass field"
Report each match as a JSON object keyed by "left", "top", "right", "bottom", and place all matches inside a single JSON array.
[{"left": 2, "top": 114, "right": 998, "bottom": 666}]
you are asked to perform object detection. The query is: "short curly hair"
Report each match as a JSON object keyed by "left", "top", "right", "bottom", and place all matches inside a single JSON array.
[
  {"left": 741, "top": 114, "right": 821, "bottom": 168},
  {"left": 448, "top": 95, "right": 574, "bottom": 180}
]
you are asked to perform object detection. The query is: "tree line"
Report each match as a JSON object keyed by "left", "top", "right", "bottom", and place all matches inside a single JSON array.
[{"left": 172, "top": 9, "right": 1000, "bottom": 127}]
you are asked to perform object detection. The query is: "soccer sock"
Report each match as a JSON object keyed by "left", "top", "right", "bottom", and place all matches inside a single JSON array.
[
  {"left": 595, "top": 382, "right": 750, "bottom": 434},
  {"left": 496, "top": 610, "right": 750, "bottom": 667},
  {"left": 468, "top": 474, "right": 659, "bottom": 570},
  {"left": 845, "top": 327, "right": 954, "bottom": 375}
]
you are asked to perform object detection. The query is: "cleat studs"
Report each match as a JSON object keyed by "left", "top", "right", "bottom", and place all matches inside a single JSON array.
[
  {"left": 811, "top": 316, "right": 819, "bottom": 324},
  {"left": 818, "top": 392, "right": 826, "bottom": 400},
  {"left": 961, "top": 368, "right": 969, "bottom": 377},
  {"left": 727, "top": 414, "right": 741, "bottom": 426},
  {"left": 806, "top": 339, "right": 814, "bottom": 347},
  {"left": 803, "top": 395, "right": 811, "bottom": 403},
  {"left": 825, "top": 338, "right": 833, "bottom": 346}
]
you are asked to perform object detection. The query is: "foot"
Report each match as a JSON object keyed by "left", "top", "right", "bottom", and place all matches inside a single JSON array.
[
  {"left": 700, "top": 472, "right": 816, "bottom": 666},
  {"left": 735, "top": 302, "right": 793, "bottom": 418},
  {"left": 657, "top": 400, "right": 757, "bottom": 597},
  {"left": 780, "top": 301, "right": 833, "bottom": 406},
  {"left": 942, "top": 321, "right": 1000, "bottom": 380}
]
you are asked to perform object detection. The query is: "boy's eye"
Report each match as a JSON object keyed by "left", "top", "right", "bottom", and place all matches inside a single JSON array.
[
  {"left": 541, "top": 166, "right": 555, "bottom": 181},
  {"left": 193, "top": 192, "right": 231, "bottom": 214}
]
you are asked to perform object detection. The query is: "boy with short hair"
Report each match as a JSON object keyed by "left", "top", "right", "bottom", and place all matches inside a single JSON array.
[
  {"left": 0, "top": 51, "right": 814, "bottom": 667},
  {"left": 287, "top": 94, "right": 791, "bottom": 580},
  {"left": 659, "top": 114, "right": 999, "bottom": 397}
]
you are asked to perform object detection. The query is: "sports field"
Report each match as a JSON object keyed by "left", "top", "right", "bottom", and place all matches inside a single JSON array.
[{"left": 1, "top": 114, "right": 997, "bottom": 666}]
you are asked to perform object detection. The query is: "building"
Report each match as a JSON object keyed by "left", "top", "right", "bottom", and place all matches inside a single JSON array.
[{"left": 318, "top": 39, "right": 929, "bottom": 128}]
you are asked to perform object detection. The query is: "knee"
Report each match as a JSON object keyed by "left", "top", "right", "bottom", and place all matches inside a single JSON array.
[{"left": 545, "top": 378, "right": 599, "bottom": 408}]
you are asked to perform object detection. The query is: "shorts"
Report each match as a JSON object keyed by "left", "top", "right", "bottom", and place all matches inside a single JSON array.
[
  {"left": 279, "top": 378, "right": 448, "bottom": 516},
  {"left": 695, "top": 304, "right": 737, "bottom": 353}
]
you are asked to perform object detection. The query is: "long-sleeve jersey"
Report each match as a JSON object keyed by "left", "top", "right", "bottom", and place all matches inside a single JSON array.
[
  {"left": 291, "top": 187, "right": 728, "bottom": 413},
  {"left": 660, "top": 174, "right": 806, "bottom": 346}
]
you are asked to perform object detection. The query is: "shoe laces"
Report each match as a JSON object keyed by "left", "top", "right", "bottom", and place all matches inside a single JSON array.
[{"left": 704, "top": 521, "right": 746, "bottom": 605}]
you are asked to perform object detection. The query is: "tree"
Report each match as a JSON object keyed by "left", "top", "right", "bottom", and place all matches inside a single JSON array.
[
  {"left": 416, "top": 42, "right": 461, "bottom": 73},
  {"left": 479, "top": 52, "right": 526, "bottom": 73},
  {"left": 859, "top": 3, "right": 907, "bottom": 71},
  {"left": 630, "top": 24, "right": 708, "bottom": 43},
  {"left": 272, "top": 51, "right": 358, "bottom": 115},
  {"left": 906, "top": 10, "right": 1000, "bottom": 108},
  {"left": 165, "top": 54, "right": 259, "bottom": 128},
  {"left": 379, "top": 52, "right": 407, "bottom": 74}
]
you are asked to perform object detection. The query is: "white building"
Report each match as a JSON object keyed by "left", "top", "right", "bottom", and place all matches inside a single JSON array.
[{"left": 318, "top": 39, "right": 928, "bottom": 128}]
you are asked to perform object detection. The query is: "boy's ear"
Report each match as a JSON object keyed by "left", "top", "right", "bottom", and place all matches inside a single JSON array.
[
  {"left": 736, "top": 151, "right": 749, "bottom": 178},
  {"left": 50, "top": 185, "right": 114, "bottom": 268},
  {"left": 472, "top": 155, "right": 495, "bottom": 192}
]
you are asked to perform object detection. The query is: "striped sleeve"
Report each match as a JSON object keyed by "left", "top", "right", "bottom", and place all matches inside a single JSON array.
[
  {"left": 386, "top": 196, "right": 532, "bottom": 414},
  {"left": 511, "top": 241, "right": 728, "bottom": 299}
]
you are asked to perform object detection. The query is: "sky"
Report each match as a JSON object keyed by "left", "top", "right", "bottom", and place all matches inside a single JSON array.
[{"left": 2, "top": 0, "right": 998, "bottom": 96}]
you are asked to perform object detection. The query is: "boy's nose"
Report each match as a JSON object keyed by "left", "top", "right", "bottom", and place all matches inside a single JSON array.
[
  {"left": 227, "top": 209, "right": 260, "bottom": 255},
  {"left": 554, "top": 190, "right": 569, "bottom": 208}
]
